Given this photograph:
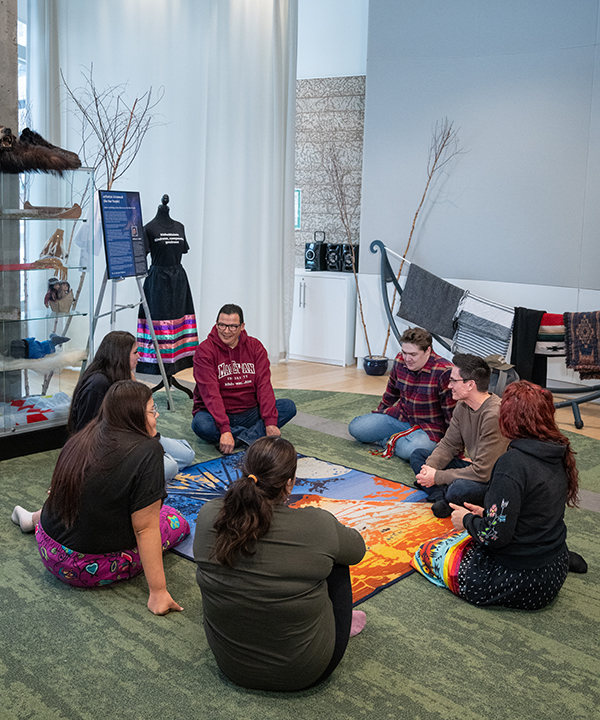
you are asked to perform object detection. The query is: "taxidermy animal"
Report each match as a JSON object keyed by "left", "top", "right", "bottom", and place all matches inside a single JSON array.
[{"left": 0, "top": 126, "right": 81, "bottom": 174}]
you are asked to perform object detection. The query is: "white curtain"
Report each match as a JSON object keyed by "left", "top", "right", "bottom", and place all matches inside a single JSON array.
[{"left": 27, "top": 0, "right": 297, "bottom": 360}]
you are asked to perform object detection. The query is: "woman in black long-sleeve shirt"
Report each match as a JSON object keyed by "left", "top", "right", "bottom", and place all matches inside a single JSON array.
[{"left": 413, "top": 380, "right": 579, "bottom": 609}]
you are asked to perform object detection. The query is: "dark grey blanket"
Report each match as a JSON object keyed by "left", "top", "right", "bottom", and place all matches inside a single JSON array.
[{"left": 397, "top": 263, "right": 465, "bottom": 339}]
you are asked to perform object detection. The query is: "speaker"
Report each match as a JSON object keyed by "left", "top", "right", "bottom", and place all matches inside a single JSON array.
[
  {"left": 305, "top": 242, "right": 326, "bottom": 271},
  {"left": 342, "top": 244, "right": 358, "bottom": 273},
  {"left": 305, "top": 231, "right": 326, "bottom": 271},
  {"left": 325, "top": 243, "right": 343, "bottom": 272}
]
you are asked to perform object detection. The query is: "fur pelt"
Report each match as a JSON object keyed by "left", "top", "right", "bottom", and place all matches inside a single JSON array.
[
  {"left": 0, "top": 349, "right": 87, "bottom": 374},
  {"left": 0, "top": 127, "right": 81, "bottom": 175}
]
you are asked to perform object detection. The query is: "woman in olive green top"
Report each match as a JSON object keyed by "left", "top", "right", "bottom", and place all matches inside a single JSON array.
[{"left": 193, "top": 436, "right": 366, "bottom": 691}]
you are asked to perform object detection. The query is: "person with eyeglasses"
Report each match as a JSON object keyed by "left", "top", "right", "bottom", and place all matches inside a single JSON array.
[
  {"left": 66, "top": 330, "right": 195, "bottom": 481},
  {"left": 410, "top": 353, "right": 509, "bottom": 517},
  {"left": 11, "top": 380, "right": 189, "bottom": 614},
  {"left": 191, "top": 304, "right": 296, "bottom": 453}
]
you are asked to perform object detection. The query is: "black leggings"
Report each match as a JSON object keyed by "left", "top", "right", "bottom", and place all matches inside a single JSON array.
[{"left": 308, "top": 564, "right": 353, "bottom": 687}]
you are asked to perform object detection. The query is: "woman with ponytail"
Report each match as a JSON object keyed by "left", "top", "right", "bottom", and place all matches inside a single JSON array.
[
  {"left": 413, "top": 380, "right": 584, "bottom": 609},
  {"left": 193, "top": 436, "right": 366, "bottom": 691}
]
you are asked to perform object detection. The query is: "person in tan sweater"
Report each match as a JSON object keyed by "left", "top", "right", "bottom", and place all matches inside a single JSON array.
[{"left": 410, "top": 353, "right": 509, "bottom": 517}]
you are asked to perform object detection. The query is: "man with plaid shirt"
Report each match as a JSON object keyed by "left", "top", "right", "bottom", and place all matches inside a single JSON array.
[{"left": 349, "top": 327, "right": 456, "bottom": 461}]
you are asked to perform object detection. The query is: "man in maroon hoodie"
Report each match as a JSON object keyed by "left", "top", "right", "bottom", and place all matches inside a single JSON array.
[{"left": 192, "top": 304, "right": 297, "bottom": 453}]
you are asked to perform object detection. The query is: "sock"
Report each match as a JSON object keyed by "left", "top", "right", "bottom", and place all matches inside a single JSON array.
[
  {"left": 568, "top": 551, "right": 588, "bottom": 574},
  {"left": 350, "top": 610, "right": 366, "bottom": 637},
  {"left": 11, "top": 505, "right": 36, "bottom": 533}
]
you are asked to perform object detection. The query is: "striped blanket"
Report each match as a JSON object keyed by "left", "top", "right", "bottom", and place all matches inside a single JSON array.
[{"left": 452, "top": 292, "right": 515, "bottom": 358}]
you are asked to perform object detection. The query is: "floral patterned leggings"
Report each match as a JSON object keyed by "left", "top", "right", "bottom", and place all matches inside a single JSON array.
[{"left": 36, "top": 505, "right": 190, "bottom": 588}]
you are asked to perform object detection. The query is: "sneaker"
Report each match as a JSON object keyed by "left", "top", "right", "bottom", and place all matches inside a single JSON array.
[{"left": 432, "top": 500, "right": 452, "bottom": 519}]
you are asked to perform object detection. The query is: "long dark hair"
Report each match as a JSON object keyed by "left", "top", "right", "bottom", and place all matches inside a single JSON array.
[
  {"left": 499, "top": 380, "right": 579, "bottom": 506},
  {"left": 47, "top": 380, "right": 153, "bottom": 527},
  {"left": 67, "top": 331, "right": 136, "bottom": 432},
  {"left": 212, "top": 436, "right": 298, "bottom": 566}
]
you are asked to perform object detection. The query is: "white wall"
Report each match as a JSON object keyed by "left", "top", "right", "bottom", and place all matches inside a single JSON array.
[{"left": 297, "top": 0, "right": 368, "bottom": 78}]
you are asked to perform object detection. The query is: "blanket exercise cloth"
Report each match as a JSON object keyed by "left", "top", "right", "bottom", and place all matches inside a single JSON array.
[{"left": 166, "top": 453, "right": 453, "bottom": 604}]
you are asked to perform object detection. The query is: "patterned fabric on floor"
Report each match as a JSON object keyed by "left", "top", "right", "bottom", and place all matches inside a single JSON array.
[{"left": 166, "top": 453, "right": 453, "bottom": 604}]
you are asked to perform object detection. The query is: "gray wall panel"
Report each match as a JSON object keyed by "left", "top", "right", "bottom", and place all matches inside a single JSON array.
[{"left": 360, "top": 1, "right": 600, "bottom": 290}]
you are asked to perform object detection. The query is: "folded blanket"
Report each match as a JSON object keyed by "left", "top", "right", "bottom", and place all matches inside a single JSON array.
[
  {"left": 564, "top": 311, "right": 600, "bottom": 379},
  {"left": 397, "top": 264, "right": 465, "bottom": 339},
  {"left": 452, "top": 292, "right": 514, "bottom": 358},
  {"left": 535, "top": 313, "right": 565, "bottom": 356}
]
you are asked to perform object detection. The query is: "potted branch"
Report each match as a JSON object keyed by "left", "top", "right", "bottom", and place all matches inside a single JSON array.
[
  {"left": 60, "top": 63, "right": 164, "bottom": 315},
  {"left": 321, "top": 144, "right": 388, "bottom": 374},
  {"left": 381, "top": 118, "right": 463, "bottom": 358},
  {"left": 39, "top": 66, "right": 163, "bottom": 395},
  {"left": 321, "top": 119, "right": 463, "bottom": 375}
]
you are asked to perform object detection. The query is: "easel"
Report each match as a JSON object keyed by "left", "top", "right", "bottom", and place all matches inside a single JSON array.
[
  {"left": 149, "top": 374, "right": 193, "bottom": 399},
  {"left": 91, "top": 269, "right": 174, "bottom": 410}
]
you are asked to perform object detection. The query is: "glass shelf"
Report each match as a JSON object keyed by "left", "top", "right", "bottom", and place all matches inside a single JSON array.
[
  {"left": 0, "top": 310, "right": 89, "bottom": 324},
  {"left": 0, "top": 263, "right": 87, "bottom": 272}
]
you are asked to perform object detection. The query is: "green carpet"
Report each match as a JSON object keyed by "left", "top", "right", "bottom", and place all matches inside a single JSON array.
[{"left": 1, "top": 389, "right": 599, "bottom": 720}]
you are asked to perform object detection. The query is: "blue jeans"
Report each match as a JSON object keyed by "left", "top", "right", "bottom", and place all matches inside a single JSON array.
[
  {"left": 348, "top": 412, "right": 437, "bottom": 461},
  {"left": 409, "top": 447, "right": 489, "bottom": 505},
  {"left": 191, "top": 399, "right": 297, "bottom": 447},
  {"left": 159, "top": 436, "right": 195, "bottom": 482}
]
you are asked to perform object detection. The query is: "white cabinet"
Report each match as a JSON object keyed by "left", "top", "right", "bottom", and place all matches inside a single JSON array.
[{"left": 289, "top": 270, "right": 357, "bottom": 366}]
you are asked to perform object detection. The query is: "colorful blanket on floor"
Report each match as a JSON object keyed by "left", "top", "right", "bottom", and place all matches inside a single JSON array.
[{"left": 166, "top": 453, "right": 453, "bottom": 604}]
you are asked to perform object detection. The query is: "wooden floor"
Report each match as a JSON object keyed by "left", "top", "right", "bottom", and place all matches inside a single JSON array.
[{"left": 177, "top": 360, "right": 600, "bottom": 441}]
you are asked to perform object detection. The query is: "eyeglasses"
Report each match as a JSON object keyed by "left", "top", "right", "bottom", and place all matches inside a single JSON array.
[
  {"left": 217, "top": 323, "right": 241, "bottom": 332},
  {"left": 147, "top": 404, "right": 159, "bottom": 416},
  {"left": 448, "top": 377, "right": 470, "bottom": 385}
]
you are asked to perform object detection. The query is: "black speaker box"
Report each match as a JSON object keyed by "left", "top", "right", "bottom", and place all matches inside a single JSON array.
[
  {"left": 326, "top": 243, "right": 343, "bottom": 272},
  {"left": 342, "top": 244, "right": 358, "bottom": 273},
  {"left": 304, "top": 241, "right": 326, "bottom": 271}
]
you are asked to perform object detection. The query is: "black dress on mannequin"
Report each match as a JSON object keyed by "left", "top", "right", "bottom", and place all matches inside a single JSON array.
[{"left": 136, "top": 196, "right": 198, "bottom": 393}]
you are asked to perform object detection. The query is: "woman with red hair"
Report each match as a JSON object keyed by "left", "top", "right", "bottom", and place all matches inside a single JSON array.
[{"left": 413, "top": 380, "right": 585, "bottom": 609}]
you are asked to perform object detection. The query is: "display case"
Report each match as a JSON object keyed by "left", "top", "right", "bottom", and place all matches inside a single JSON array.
[{"left": 0, "top": 168, "right": 94, "bottom": 451}]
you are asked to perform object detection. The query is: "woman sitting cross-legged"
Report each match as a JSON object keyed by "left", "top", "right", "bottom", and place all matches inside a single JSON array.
[
  {"left": 12, "top": 380, "right": 189, "bottom": 615},
  {"left": 413, "top": 380, "right": 582, "bottom": 610},
  {"left": 68, "top": 329, "right": 195, "bottom": 481},
  {"left": 193, "top": 436, "right": 367, "bottom": 691}
]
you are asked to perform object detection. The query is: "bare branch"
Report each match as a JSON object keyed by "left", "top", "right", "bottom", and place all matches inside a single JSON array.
[
  {"left": 321, "top": 142, "right": 372, "bottom": 357},
  {"left": 61, "top": 64, "right": 165, "bottom": 191},
  {"left": 382, "top": 117, "right": 465, "bottom": 356}
]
